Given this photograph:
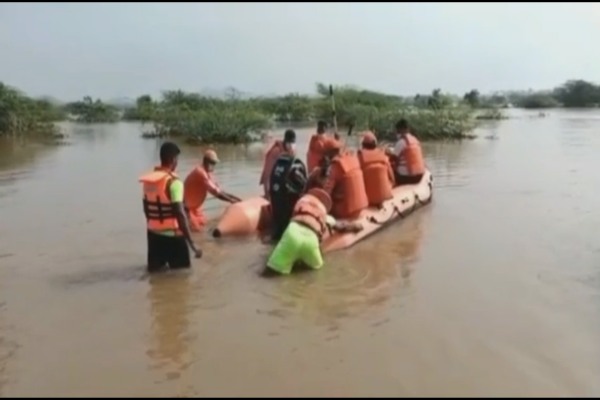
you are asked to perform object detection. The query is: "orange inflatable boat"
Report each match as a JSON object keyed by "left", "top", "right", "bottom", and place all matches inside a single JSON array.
[{"left": 213, "top": 170, "right": 433, "bottom": 253}]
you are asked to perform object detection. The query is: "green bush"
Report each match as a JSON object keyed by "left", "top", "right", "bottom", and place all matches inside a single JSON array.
[
  {"left": 65, "top": 96, "right": 120, "bottom": 123},
  {"left": 0, "top": 82, "right": 61, "bottom": 138}
]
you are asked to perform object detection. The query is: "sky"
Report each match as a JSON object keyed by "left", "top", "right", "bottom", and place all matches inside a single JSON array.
[{"left": 1, "top": 2, "right": 600, "bottom": 101}]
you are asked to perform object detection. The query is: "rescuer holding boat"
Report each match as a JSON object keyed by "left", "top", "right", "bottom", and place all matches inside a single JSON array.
[
  {"left": 264, "top": 188, "right": 363, "bottom": 276},
  {"left": 183, "top": 149, "right": 242, "bottom": 231}
]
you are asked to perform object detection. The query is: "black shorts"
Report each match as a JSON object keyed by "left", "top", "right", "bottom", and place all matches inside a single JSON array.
[
  {"left": 395, "top": 173, "right": 424, "bottom": 186},
  {"left": 147, "top": 230, "right": 191, "bottom": 272}
]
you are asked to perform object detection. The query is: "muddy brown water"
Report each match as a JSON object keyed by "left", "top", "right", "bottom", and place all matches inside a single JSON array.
[{"left": 0, "top": 110, "right": 598, "bottom": 397}]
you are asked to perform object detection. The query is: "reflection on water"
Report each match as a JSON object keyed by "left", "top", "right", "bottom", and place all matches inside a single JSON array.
[
  {"left": 146, "top": 273, "right": 195, "bottom": 382},
  {"left": 257, "top": 209, "right": 430, "bottom": 327},
  {"left": 0, "top": 115, "right": 599, "bottom": 396}
]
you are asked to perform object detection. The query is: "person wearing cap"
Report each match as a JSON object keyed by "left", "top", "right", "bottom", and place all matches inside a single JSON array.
[
  {"left": 264, "top": 188, "right": 363, "bottom": 276},
  {"left": 306, "top": 120, "right": 341, "bottom": 173},
  {"left": 183, "top": 149, "right": 241, "bottom": 232},
  {"left": 139, "top": 142, "right": 202, "bottom": 272},
  {"left": 358, "top": 131, "right": 395, "bottom": 206},
  {"left": 268, "top": 129, "right": 308, "bottom": 241},
  {"left": 259, "top": 129, "right": 296, "bottom": 198}
]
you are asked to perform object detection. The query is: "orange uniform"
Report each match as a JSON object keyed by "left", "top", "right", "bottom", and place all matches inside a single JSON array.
[
  {"left": 321, "top": 139, "right": 369, "bottom": 219},
  {"left": 306, "top": 133, "right": 341, "bottom": 173},
  {"left": 183, "top": 166, "right": 221, "bottom": 231},
  {"left": 291, "top": 188, "right": 332, "bottom": 240},
  {"left": 357, "top": 131, "right": 395, "bottom": 206},
  {"left": 260, "top": 140, "right": 285, "bottom": 195},
  {"left": 394, "top": 133, "right": 425, "bottom": 177},
  {"left": 140, "top": 167, "right": 182, "bottom": 234}
]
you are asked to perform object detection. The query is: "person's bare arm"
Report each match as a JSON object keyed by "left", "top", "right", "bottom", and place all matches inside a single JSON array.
[
  {"left": 173, "top": 202, "right": 202, "bottom": 258},
  {"left": 221, "top": 192, "right": 242, "bottom": 203}
]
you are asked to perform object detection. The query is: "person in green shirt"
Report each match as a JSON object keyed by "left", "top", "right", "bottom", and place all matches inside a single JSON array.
[{"left": 140, "top": 142, "right": 201, "bottom": 272}]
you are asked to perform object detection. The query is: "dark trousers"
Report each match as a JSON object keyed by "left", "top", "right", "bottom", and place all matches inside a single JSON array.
[
  {"left": 147, "top": 230, "right": 191, "bottom": 272},
  {"left": 395, "top": 173, "right": 424, "bottom": 186},
  {"left": 270, "top": 193, "right": 299, "bottom": 242}
]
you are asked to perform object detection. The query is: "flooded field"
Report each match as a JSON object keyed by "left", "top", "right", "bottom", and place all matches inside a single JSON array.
[{"left": 0, "top": 109, "right": 598, "bottom": 396}]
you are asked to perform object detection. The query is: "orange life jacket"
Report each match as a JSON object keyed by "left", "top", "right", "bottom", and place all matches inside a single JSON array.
[
  {"left": 139, "top": 167, "right": 182, "bottom": 235},
  {"left": 291, "top": 189, "right": 331, "bottom": 241},
  {"left": 260, "top": 140, "right": 285, "bottom": 186},
  {"left": 398, "top": 133, "right": 425, "bottom": 176},
  {"left": 306, "top": 134, "right": 325, "bottom": 173},
  {"left": 358, "top": 148, "right": 394, "bottom": 207},
  {"left": 330, "top": 152, "right": 369, "bottom": 219}
]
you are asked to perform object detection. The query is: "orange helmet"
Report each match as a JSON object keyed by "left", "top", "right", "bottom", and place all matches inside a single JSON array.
[{"left": 361, "top": 130, "right": 377, "bottom": 146}]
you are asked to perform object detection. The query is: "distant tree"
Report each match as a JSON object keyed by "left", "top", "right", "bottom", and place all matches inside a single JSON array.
[
  {"left": 463, "top": 89, "right": 480, "bottom": 108},
  {"left": 553, "top": 80, "right": 600, "bottom": 107}
]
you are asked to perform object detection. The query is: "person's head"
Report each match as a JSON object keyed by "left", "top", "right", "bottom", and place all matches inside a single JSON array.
[
  {"left": 283, "top": 129, "right": 296, "bottom": 152},
  {"left": 395, "top": 118, "right": 410, "bottom": 138},
  {"left": 361, "top": 131, "right": 377, "bottom": 150},
  {"left": 159, "top": 141, "right": 181, "bottom": 171},
  {"left": 202, "top": 149, "right": 220, "bottom": 172},
  {"left": 317, "top": 120, "right": 328, "bottom": 135}
]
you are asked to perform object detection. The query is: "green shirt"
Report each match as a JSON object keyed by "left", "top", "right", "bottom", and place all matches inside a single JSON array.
[{"left": 152, "top": 178, "right": 184, "bottom": 237}]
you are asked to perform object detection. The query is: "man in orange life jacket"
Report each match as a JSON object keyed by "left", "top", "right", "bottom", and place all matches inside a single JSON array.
[
  {"left": 259, "top": 129, "right": 296, "bottom": 198},
  {"left": 387, "top": 119, "right": 426, "bottom": 185},
  {"left": 306, "top": 120, "right": 340, "bottom": 173},
  {"left": 264, "top": 188, "right": 363, "bottom": 276},
  {"left": 358, "top": 131, "right": 395, "bottom": 207},
  {"left": 321, "top": 138, "right": 369, "bottom": 219},
  {"left": 183, "top": 149, "right": 241, "bottom": 232},
  {"left": 139, "top": 142, "right": 202, "bottom": 272}
]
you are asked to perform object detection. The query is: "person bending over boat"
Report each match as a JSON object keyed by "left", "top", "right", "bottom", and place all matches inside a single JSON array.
[
  {"left": 306, "top": 120, "right": 341, "bottom": 173},
  {"left": 184, "top": 149, "right": 241, "bottom": 232},
  {"left": 386, "top": 119, "right": 425, "bottom": 185},
  {"left": 260, "top": 129, "right": 296, "bottom": 198},
  {"left": 264, "top": 188, "right": 363, "bottom": 276},
  {"left": 268, "top": 130, "right": 308, "bottom": 241},
  {"left": 140, "top": 142, "right": 202, "bottom": 272}
]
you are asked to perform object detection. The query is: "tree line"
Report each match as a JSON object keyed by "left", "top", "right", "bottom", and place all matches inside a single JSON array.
[{"left": 2, "top": 79, "right": 600, "bottom": 142}]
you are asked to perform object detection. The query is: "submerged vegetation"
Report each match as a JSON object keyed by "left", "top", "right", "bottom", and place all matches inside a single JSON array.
[
  {"left": 64, "top": 96, "right": 120, "bottom": 123},
  {"left": 0, "top": 83, "right": 63, "bottom": 139},
  {"left": 3, "top": 78, "right": 600, "bottom": 143}
]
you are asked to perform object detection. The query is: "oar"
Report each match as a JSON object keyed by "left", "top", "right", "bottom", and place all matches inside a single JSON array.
[{"left": 329, "top": 84, "right": 339, "bottom": 136}]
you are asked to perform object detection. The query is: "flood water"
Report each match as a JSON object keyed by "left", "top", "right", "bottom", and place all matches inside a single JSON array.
[{"left": 0, "top": 109, "right": 598, "bottom": 397}]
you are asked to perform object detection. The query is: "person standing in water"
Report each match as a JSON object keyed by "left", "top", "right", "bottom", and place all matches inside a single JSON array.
[
  {"left": 259, "top": 129, "right": 297, "bottom": 198},
  {"left": 139, "top": 142, "right": 202, "bottom": 272},
  {"left": 184, "top": 149, "right": 241, "bottom": 231},
  {"left": 268, "top": 129, "right": 308, "bottom": 241}
]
